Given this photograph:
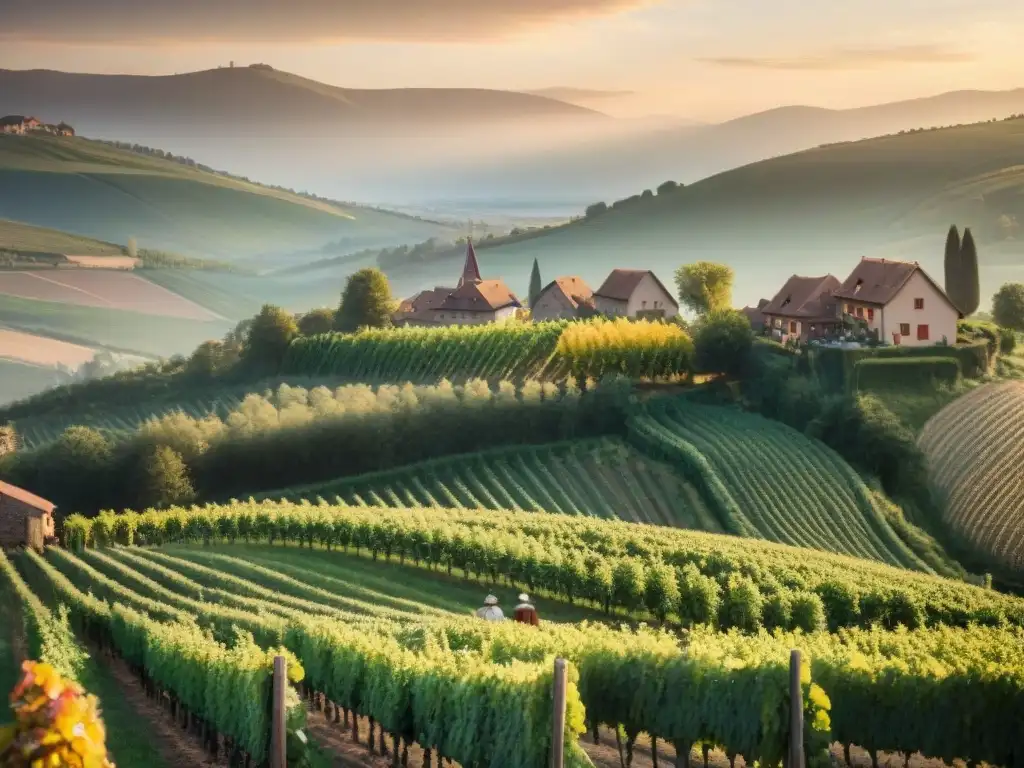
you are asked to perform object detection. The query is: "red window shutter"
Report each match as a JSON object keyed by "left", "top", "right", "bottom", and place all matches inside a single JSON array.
[
  {"left": 917, "top": 324, "right": 929, "bottom": 341},
  {"left": 856, "top": 307, "right": 864, "bottom": 318},
  {"left": 867, "top": 308, "right": 874, "bottom": 321},
  {"left": 789, "top": 321, "right": 797, "bottom": 333}
]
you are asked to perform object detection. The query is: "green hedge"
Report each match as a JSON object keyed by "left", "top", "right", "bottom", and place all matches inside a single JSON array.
[
  {"left": 854, "top": 358, "right": 961, "bottom": 392},
  {"left": 812, "top": 340, "right": 988, "bottom": 392}
]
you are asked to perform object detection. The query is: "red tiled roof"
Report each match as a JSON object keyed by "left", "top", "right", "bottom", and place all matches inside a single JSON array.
[
  {"left": 833, "top": 258, "right": 957, "bottom": 311},
  {"left": 539, "top": 276, "right": 594, "bottom": 310},
  {"left": 0, "top": 481, "right": 55, "bottom": 514},
  {"left": 594, "top": 269, "right": 679, "bottom": 307},
  {"left": 762, "top": 275, "right": 841, "bottom": 318},
  {"left": 437, "top": 279, "right": 522, "bottom": 312}
]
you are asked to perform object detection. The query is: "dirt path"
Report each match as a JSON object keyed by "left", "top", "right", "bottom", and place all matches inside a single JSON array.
[{"left": 100, "top": 651, "right": 224, "bottom": 768}]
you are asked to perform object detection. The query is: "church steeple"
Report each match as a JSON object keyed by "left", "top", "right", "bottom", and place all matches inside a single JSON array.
[{"left": 457, "top": 238, "right": 482, "bottom": 288}]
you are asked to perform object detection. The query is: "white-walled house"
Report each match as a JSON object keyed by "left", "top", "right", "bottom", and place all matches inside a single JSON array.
[
  {"left": 592, "top": 269, "right": 679, "bottom": 319},
  {"left": 531, "top": 276, "right": 595, "bottom": 322},
  {"left": 833, "top": 258, "right": 960, "bottom": 347}
]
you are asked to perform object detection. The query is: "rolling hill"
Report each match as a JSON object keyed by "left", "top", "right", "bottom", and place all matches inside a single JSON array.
[
  {"left": 0, "top": 134, "right": 451, "bottom": 261},
  {"left": 0, "top": 218, "right": 125, "bottom": 257},
  {"left": 439, "top": 117, "right": 1024, "bottom": 310},
  {"left": 919, "top": 381, "right": 1024, "bottom": 575}
]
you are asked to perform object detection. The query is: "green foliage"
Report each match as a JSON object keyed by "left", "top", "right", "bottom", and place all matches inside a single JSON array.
[
  {"left": 811, "top": 341, "right": 990, "bottom": 390},
  {"left": 297, "top": 308, "right": 336, "bottom": 337},
  {"left": 693, "top": 309, "right": 754, "bottom": 375},
  {"left": 62, "top": 500, "right": 1024, "bottom": 634},
  {"left": 674, "top": 262, "right": 734, "bottom": 317},
  {"left": 335, "top": 267, "right": 394, "bottom": 332},
  {"left": 130, "top": 444, "right": 196, "bottom": 510},
  {"left": 943, "top": 225, "right": 961, "bottom": 308},
  {"left": 854, "top": 357, "right": 961, "bottom": 391},
  {"left": 528, "top": 258, "right": 543, "bottom": 308},
  {"left": 242, "top": 304, "right": 299, "bottom": 373},
  {"left": 656, "top": 180, "right": 679, "bottom": 195},
  {"left": 584, "top": 202, "right": 608, "bottom": 218},
  {"left": 0, "top": 551, "right": 86, "bottom": 683},
  {"left": 958, "top": 227, "right": 980, "bottom": 316},
  {"left": 185, "top": 340, "right": 226, "bottom": 379},
  {"left": 992, "top": 282, "right": 1024, "bottom": 331}
]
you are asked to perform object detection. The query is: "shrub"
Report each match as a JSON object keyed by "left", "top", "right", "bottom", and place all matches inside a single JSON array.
[
  {"left": 853, "top": 357, "right": 961, "bottom": 391},
  {"left": 584, "top": 202, "right": 608, "bottom": 218},
  {"left": 762, "top": 591, "right": 793, "bottom": 631},
  {"left": 693, "top": 310, "right": 754, "bottom": 376},
  {"left": 815, "top": 580, "right": 860, "bottom": 631},
  {"left": 656, "top": 180, "right": 679, "bottom": 195},
  {"left": 993, "top": 282, "right": 1024, "bottom": 331},
  {"left": 677, "top": 564, "right": 721, "bottom": 627},
  {"left": 999, "top": 326, "right": 1017, "bottom": 355},
  {"left": 643, "top": 561, "right": 681, "bottom": 622},
  {"left": 790, "top": 592, "right": 827, "bottom": 632},
  {"left": 720, "top": 575, "right": 764, "bottom": 632}
]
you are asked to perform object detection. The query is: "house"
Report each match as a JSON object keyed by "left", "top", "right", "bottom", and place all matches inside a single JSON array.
[
  {"left": 56, "top": 122, "right": 75, "bottom": 137},
  {"left": 761, "top": 275, "right": 843, "bottom": 342},
  {"left": 741, "top": 298, "right": 770, "bottom": 332},
  {"left": 531, "top": 276, "right": 595, "bottom": 321},
  {"left": 396, "top": 241, "right": 522, "bottom": 326},
  {"left": 832, "top": 257, "right": 960, "bottom": 347},
  {"left": 592, "top": 269, "right": 678, "bottom": 319},
  {"left": 0, "top": 481, "right": 56, "bottom": 550},
  {"left": 0, "top": 116, "right": 29, "bottom": 134}
]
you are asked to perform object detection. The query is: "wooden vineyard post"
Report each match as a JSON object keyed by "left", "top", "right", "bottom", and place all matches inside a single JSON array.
[
  {"left": 271, "top": 655, "right": 287, "bottom": 768},
  {"left": 788, "top": 650, "right": 805, "bottom": 768},
  {"left": 551, "top": 658, "right": 568, "bottom": 768}
]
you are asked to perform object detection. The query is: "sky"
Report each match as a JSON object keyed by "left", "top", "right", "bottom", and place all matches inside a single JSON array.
[{"left": 3, "top": 0, "right": 1024, "bottom": 121}]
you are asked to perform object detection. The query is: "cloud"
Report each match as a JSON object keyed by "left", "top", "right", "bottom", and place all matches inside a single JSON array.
[
  {"left": 699, "top": 45, "right": 974, "bottom": 71},
  {"left": 0, "top": 0, "right": 658, "bottom": 44}
]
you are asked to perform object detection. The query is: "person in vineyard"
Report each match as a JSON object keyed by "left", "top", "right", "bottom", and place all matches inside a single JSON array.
[
  {"left": 475, "top": 594, "right": 505, "bottom": 621},
  {"left": 513, "top": 593, "right": 540, "bottom": 626}
]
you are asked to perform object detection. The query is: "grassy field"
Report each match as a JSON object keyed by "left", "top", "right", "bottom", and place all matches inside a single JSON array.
[
  {"left": 0, "top": 293, "right": 230, "bottom": 358},
  {"left": 0, "top": 218, "right": 125, "bottom": 256},
  {"left": 0, "top": 135, "right": 448, "bottom": 261},
  {"left": 919, "top": 381, "right": 1024, "bottom": 573},
  {"left": 630, "top": 400, "right": 930, "bottom": 570},
  {"left": 459, "top": 118, "right": 1024, "bottom": 311},
  {"left": 257, "top": 437, "right": 722, "bottom": 532}
]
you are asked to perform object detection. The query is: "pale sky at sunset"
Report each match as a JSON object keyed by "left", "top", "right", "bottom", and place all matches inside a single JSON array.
[{"left": 3, "top": 0, "right": 1023, "bottom": 121}]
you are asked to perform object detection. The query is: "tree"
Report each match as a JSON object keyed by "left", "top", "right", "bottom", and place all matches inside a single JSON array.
[
  {"left": 943, "top": 225, "right": 961, "bottom": 304},
  {"left": 186, "top": 340, "right": 225, "bottom": 378},
  {"left": 242, "top": 304, "right": 298, "bottom": 372},
  {"left": 336, "top": 267, "right": 394, "bottom": 332},
  {"left": 993, "top": 283, "right": 1024, "bottom": 331},
  {"left": 584, "top": 202, "right": 607, "bottom": 218},
  {"left": 675, "top": 262, "right": 734, "bottom": 317},
  {"left": 693, "top": 309, "right": 753, "bottom": 376},
  {"left": 958, "top": 228, "right": 981, "bottom": 316},
  {"left": 528, "top": 259, "right": 543, "bottom": 308},
  {"left": 656, "top": 180, "right": 679, "bottom": 195},
  {"left": 298, "top": 308, "right": 336, "bottom": 336},
  {"left": 132, "top": 444, "right": 196, "bottom": 510}
]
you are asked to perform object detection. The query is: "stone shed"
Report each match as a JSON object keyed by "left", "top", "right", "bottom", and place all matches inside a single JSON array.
[{"left": 0, "top": 481, "right": 56, "bottom": 550}]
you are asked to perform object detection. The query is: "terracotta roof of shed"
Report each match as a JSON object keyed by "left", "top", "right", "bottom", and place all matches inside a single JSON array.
[
  {"left": 594, "top": 269, "right": 679, "bottom": 307},
  {"left": 0, "top": 481, "right": 55, "bottom": 514},
  {"left": 437, "top": 279, "right": 521, "bottom": 312},
  {"left": 762, "top": 274, "right": 841, "bottom": 318}
]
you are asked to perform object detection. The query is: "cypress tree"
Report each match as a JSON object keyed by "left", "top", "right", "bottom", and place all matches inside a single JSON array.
[
  {"left": 959, "top": 227, "right": 981, "bottom": 315},
  {"left": 943, "top": 225, "right": 962, "bottom": 309},
  {"left": 528, "top": 259, "right": 543, "bottom": 308}
]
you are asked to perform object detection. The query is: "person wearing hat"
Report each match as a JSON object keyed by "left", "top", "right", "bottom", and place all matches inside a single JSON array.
[
  {"left": 513, "top": 593, "right": 539, "bottom": 626},
  {"left": 475, "top": 594, "right": 505, "bottom": 621}
]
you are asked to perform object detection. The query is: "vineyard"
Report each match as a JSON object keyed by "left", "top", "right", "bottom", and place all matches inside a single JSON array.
[
  {"left": 258, "top": 438, "right": 722, "bottom": 532},
  {"left": 919, "top": 380, "right": 1024, "bottom": 572},
  {"left": 282, "top": 318, "right": 694, "bottom": 383},
  {"left": 629, "top": 400, "right": 930, "bottom": 571},
  {"left": 18, "top": 500, "right": 1024, "bottom": 768}
]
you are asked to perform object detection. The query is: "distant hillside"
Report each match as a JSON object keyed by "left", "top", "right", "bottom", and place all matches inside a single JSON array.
[
  {"left": 0, "top": 67, "right": 604, "bottom": 137},
  {"left": 451, "top": 116, "right": 1024, "bottom": 309},
  {"left": 0, "top": 219, "right": 124, "bottom": 257},
  {"left": 0, "top": 134, "right": 450, "bottom": 260}
]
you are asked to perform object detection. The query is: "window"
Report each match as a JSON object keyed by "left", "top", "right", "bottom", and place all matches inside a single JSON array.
[
  {"left": 789, "top": 321, "right": 797, "bottom": 333},
  {"left": 900, "top": 323, "right": 911, "bottom": 336},
  {"left": 914, "top": 298, "right": 924, "bottom": 310},
  {"left": 917, "top": 324, "right": 929, "bottom": 341},
  {"left": 867, "top": 308, "right": 874, "bottom": 321},
  {"left": 641, "top": 300, "right": 648, "bottom": 308},
  {"left": 856, "top": 307, "right": 864, "bottom": 318}
]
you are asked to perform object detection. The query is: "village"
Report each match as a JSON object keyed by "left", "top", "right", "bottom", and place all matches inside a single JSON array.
[
  {"left": 395, "top": 238, "right": 961, "bottom": 350},
  {"left": 0, "top": 115, "right": 75, "bottom": 136}
]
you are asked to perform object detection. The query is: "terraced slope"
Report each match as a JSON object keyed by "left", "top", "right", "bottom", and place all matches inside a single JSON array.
[
  {"left": 260, "top": 438, "right": 721, "bottom": 532},
  {"left": 630, "top": 400, "right": 930, "bottom": 570},
  {"left": 919, "top": 381, "right": 1024, "bottom": 572}
]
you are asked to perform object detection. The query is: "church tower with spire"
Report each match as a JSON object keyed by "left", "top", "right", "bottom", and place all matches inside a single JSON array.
[{"left": 457, "top": 238, "right": 482, "bottom": 288}]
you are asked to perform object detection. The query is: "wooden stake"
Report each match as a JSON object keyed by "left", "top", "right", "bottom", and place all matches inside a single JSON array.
[
  {"left": 271, "top": 656, "right": 287, "bottom": 768},
  {"left": 788, "top": 650, "right": 805, "bottom": 768},
  {"left": 551, "top": 658, "right": 568, "bottom": 768}
]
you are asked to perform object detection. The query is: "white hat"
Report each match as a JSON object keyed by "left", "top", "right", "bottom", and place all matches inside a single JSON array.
[
  {"left": 484, "top": 595, "right": 498, "bottom": 605},
  {"left": 518, "top": 593, "right": 530, "bottom": 603}
]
